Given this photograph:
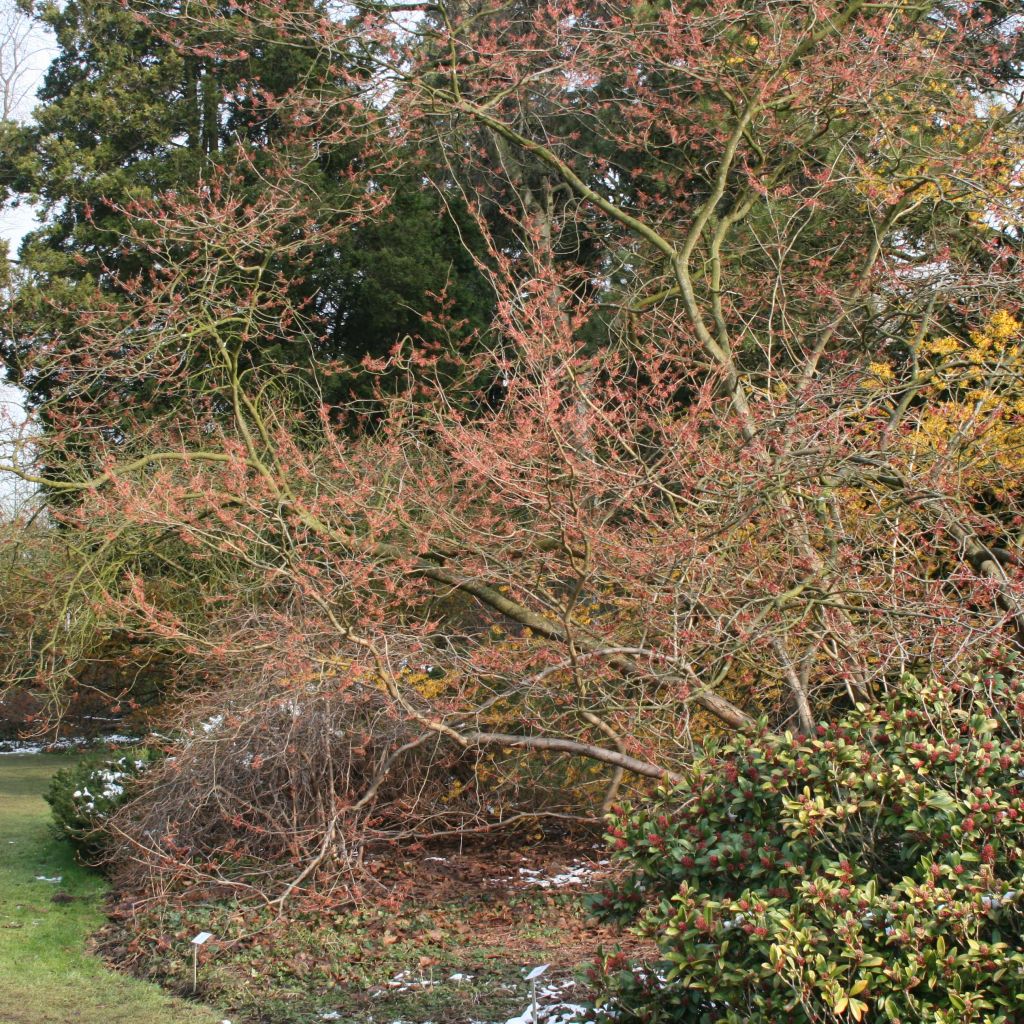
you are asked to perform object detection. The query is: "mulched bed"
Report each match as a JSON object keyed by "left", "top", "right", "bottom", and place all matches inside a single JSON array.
[{"left": 92, "top": 838, "right": 655, "bottom": 1023}]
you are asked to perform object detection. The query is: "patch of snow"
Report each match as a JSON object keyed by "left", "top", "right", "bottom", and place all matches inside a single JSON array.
[
  {"left": 0, "top": 734, "right": 139, "bottom": 755},
  {"left": 386, "top": 969, "right": 440, "bottom": 993},
  {"left": 34, "top": 875, "right": 62, "bottom": 883},
  {"left": 494, "top": 976, "right": 593, "bottom": 1024},
  {"left": 200, "top": 714, "right": 224, "bottom": 734},
  {"left": 70, "top": 756, "right": 150, "bottom": 815},
  {"left": 518, "top": 862, "right": 596, "bottom": 889},
  {"left": 0, "top": 742, "right": 44, "bottom": 755}
]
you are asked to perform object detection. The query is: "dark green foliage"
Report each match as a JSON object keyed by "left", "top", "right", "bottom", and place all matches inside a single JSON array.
[
  {"left": 45, "top": 748, "right": 158, "bottom": 859},
  {"left": 589, "top": 670, "right": 1024, "bottom": 1023},
  {"left": 1, "top": 1, "right": 494, "bottom": 413}
]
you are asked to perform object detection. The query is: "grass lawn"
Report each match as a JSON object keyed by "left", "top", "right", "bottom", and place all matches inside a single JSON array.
[{"left": 0, "top": 753, "right": 223, "bottom": 1024}]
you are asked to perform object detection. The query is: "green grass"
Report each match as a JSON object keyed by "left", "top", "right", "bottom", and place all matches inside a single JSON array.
[{"left": 0, "top": 754, "right": 223, "bottom": 1024}]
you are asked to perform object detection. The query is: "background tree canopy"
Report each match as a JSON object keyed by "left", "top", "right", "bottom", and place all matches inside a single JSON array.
[{"left": 1, "top": 0, "right": 495, "bottom": 414}]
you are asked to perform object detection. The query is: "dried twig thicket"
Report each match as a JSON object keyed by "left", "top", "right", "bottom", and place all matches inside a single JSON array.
[{"left": 108, "top": 670, "right": 612, "bottom": 901}]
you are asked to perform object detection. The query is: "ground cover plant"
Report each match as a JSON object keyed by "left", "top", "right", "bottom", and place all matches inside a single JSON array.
[{"left": 589, "top": 668, "right": 1024, "bottom": 1023}]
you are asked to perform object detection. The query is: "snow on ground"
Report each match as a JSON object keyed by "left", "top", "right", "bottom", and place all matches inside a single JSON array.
[
  {"left": 0, "top": 735, "right": 140, "bottom": 755},
  {"left": 0, "top": 742, "right": 46, "bottom": 755},
  {"left": 487, "top": 856, "right": 611, "bottom": 890},
  {"left": 325, "top": 971, "right": 594, "bottom": 1024},
  {"left": 499, "top": 976, "right": 594, "bottom": 1024},
  {"left": 517, "top": 861, "right": 608, "bottom": 889}
]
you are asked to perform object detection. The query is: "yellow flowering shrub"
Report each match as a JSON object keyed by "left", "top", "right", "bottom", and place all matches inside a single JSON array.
[{"left": 906, "top": 310, "right": 1024, "bottom": 501}]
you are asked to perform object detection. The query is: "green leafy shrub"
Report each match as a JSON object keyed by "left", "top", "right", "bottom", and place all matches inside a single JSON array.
[
  {"left": 45, "top": 748, "right": 159, "bottom": 859},
  {"left": 589, "top": 671, "right": 1024, "bottom": 1023}
]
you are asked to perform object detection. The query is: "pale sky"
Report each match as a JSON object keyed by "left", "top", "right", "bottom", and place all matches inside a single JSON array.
[
  {"left": 1, "top": 0, "right": 52, "bottom": 252},
  {"left": 1, "top": 1, "right": 55, "bottom": 513}
]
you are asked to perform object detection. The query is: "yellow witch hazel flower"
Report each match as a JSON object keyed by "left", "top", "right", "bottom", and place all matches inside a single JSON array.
[
  {"left": 967, "top": 310, "right": 1021, "bottom": 354},
  {"left": 987, "top": 309, "right": 1020, "bottom": 343},
  {"left": 907, "top": 309, "right": 1024, "bottom": 502},
  {"left": 925, "top": 334, "right": 959, "bottom": 356}
]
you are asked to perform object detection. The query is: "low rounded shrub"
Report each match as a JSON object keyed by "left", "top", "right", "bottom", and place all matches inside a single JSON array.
[
  {"left": 45, "top": 748, "right": 159, "bottom": 860},
  {"left": 589, "top": 670, "right": 1024, "bottom": 1023}
]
